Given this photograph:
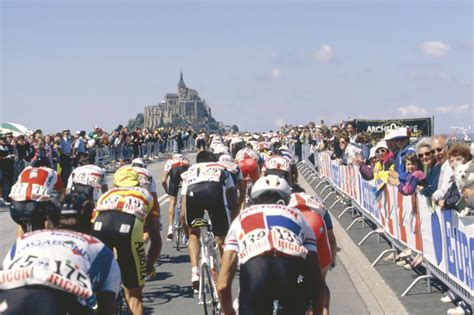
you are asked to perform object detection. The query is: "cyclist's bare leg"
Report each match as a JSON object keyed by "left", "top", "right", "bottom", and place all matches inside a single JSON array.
[
  {"left": 16, "top": 225, "right": 24, "bottom": 237},
  {"left": 145, "top": 216, "right": 162, "bottom": 272},
  {"left": 188, "top": 227, "right": 201, "bottom": 268},
  {"left": 124, "top": 286, "right": 144, "bottom": 315},
  {"left": 321, "top": 268, "right": 330, "bottom": 315},
  {"left": 167, "top": 196, "right": 177, "bottom": 231},
  {"left": 214, "top": 235, "right": 225, "bottom": 257}
]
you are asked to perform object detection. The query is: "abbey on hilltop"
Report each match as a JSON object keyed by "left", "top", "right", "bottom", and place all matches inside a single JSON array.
[{"left": 144, "top": 72, "right": 222, "bottom": 130}]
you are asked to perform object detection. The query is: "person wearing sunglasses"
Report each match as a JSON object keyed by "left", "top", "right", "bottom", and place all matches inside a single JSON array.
[
  {"left": 415, "top": 138, "right": 441, "bottom": 197},
  {"left": 431, "top": 136, "right": 454, "bottom": 203}
]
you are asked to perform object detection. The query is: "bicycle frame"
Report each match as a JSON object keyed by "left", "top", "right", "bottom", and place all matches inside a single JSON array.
[{"left": 197, "top": 224, "right": 220, "bottom": 310}]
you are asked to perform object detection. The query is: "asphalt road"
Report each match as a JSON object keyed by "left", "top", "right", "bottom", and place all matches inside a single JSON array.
[{"left": 0, "top": 154, "right": 371, "bottom": 314}]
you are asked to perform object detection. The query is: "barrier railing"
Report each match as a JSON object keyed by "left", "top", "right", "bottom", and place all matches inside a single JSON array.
[{"left": 297, "top": 145, "right": 473, "bottom": 310}]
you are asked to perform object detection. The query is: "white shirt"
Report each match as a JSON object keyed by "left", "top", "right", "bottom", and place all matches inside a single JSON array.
[{"left": 432, "top": 160, "right": 454, "bottom": 201}]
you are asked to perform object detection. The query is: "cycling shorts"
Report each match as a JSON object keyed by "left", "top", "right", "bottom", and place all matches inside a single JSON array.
[
  {"left": 301, "top": 211, "right": 331, "bottom": 271},
  {"left": 10, "top": 201, "right": 50, "bottom": 232},
  {"left": 91, "top": 211, "right": 146, "bottom": 288},
  {"left": 185, "top": 182, "right": 230, "bottom": 237},
  {"left": 264, "top": 169, "right": 291, "bottom": 185},
  {"left": 238, "top": 158, "right": 260, "bottom": 183},
  {"left": 239, "top": 256, "right": 311, "bottom": 315},
  {"left": 70, "top": 183, "right": 95, "bottom": 201},
  {"left": 0, "top": 285, "right": 87, "bottom": 315},
  {"left": 168, "top": 166, "right": 188, "bottom": 197}
]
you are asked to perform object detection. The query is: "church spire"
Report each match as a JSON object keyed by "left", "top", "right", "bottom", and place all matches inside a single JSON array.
[{"left": 178, "top": 70, "right": 186, "bottom": 89}]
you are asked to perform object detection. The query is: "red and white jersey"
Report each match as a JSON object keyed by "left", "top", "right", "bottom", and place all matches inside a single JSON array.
[
  {"left": 10, "top": 167, "right": 63, "bottom": 202},
  {"left": 224, "top": 204, "right": 317, "bottom": 264},
  {"left": 131, "top": 166, "right": 157, "bottom": 193},
  {"left": 288, "top": 192, "right": 327, "bottom": 216},
  {"left": 235, "top": 147, "right": 260, "bottom": 162},
  {"left": 164, "top": 154, "right": 191, "bottom": 173},
  {"left": 261, "top": 156, "right": 291, "bottom": 173}
]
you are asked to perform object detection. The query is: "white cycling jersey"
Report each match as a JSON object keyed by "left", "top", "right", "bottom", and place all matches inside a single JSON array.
[
  {"left": 181, "top": 163, "right": 234, "bottom": 195},
  {"left": 131, "top": 166, "right": 157, "bottom": 193},
  {"left": 288, "top": 192, "right": 327, "bottom": 216},
  {"left": 0, "top": 229, "right": 121, "bottom": 308},
  {"left": 67, "top": 164, "right": 107, "bottom": 201},
  {"left": 261, "top": 156, "right": 291, "bottom": 173}
]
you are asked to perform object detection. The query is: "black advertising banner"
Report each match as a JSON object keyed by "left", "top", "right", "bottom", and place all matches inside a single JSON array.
[{"left": 354, "top": 117, "right": 432, "bottom": 137}]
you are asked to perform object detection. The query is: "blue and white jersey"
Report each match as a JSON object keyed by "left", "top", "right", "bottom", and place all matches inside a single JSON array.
[{"left": 0, "top": 229, "right": 121, "bottom": 308}]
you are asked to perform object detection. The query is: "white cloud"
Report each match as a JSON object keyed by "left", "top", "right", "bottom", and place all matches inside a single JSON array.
[
  {"left": 313, "top": 44, "right": 334, "bottom": 62},
  {"left": 274, "top": 119, "right": 285, "bottom": 127},
  {"left": 436, "top": 104, "right": 470, "bottom": 114},
  {"left": 271, "top": 67, "right": 281, "bottom": 79},
  {"left": 419, "top": 41, "right": 450, "bottom": 57},
  {"left": 397, "top": 105, "right": 428, "bottom": 116}
]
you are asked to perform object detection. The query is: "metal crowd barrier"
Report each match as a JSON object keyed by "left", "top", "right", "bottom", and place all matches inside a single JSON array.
[{"left": 296, "top": 144, "right": 473, "bottom": 311}]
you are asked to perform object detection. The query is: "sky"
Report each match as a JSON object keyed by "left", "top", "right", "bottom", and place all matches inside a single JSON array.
[{"left": 1, "top": 0, "right": 473, "bottom": 134}]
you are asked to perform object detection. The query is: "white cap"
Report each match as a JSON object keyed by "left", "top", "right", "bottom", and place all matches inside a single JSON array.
[
  {"left": 369, "top": 147, "right": 377, "bottom": 159},
  {"left": 374, "top": 140, "right": 388, "bottom": 151},
  {"left": 383, "top": 127, "right": 409, "bottom": 140}
]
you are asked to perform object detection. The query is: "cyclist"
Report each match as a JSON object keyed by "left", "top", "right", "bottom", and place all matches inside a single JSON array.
[
  {"left": 289, "top": 185, "right": 337, "bottom": 315},
  {"left": 217, "top": 175, "right": 325, "bottom": 315},
  {"left": 180, "top": 150, "right": 238, "bottom": 291},
  {"left": 0, "top": 193, "right": 120, "bottom": 315},
  {"left": 91, "top": 167, "right": 159, "bottom": 315},
  {"left": 235, "top": 145, "right": 261, "bottom": 205},
  {"left": 230, "top": 137, "right": 245, "bottom": 159},
  {"left": 256, "top": 142, "right": 271, "bottom": 163},
  {"left": 216, "top": 152, "right": 246, "bottom": 208},
  {"left": 196, "top": 133, "right": 207, "bottom": 152},
  {"left": 9, "top": 156, "right": 65, "bottom": 234},
  {"left": 261, "top": 148, "right": 294, "bottom": 187},
  {"left": 161, "top": 153, "right": 191, "bottom": 241},
  {"left": 130, "top": 158, "right": 162, "bottom": 276},
  {"left": 280, "top": 145, "right": 299, "bottom": 186},
  {"left": 67, "top": 152, "right": 108, "bottom": 203}
]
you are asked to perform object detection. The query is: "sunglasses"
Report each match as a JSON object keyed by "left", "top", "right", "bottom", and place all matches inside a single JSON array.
[
  {"left": 375, "top": 148, "right": 387, "bottom": 153},
  {"left": 431, "top": 147, "right": 444, "bottom": 153},
  {"left": 339, "top": 140, "right": 347, "bottom": 144},
  {"left": 418, "top": 152, "right": 432, "bottom": 158}
]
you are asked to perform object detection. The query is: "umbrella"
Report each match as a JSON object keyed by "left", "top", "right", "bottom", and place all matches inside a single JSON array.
[{"left": 0, "top": 122, "right": 31, "bottom": 137}]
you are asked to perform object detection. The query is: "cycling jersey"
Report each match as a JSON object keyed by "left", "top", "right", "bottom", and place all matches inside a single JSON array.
[
  {"left": 235, "top": 148, "right": 260, "bottom": 163},
  {"left": 261, "top": 156, "right": 292, "bottom": 183},
  {"left": 10, "top": 166, "right": 64, "bottom": 202},
  {"left": 289, "top": 193, "right": 332, "bottom": 270},
  {"left": 181, "top": 163, "right": 235, "bottom": 236},
  {"left": 92, "top": 186, "right": 155, "bottom": 288},
  {"left": 219, "top": 161, "right": 243, "bottom": 186},
  {"left": 131, "top": 166, "right": 157, "bottom": 193},
  {"left": 0, "top": 230, "right": 120, "bottom": 309},
  {"left": 164, "top": 154, "right": 191, "bottom": 197},
  {"left": 67, "top": 164, "right": 107, "bottom": 201},
  {"left": 224, "top": 204, "right": 317, "bottom": 264}
]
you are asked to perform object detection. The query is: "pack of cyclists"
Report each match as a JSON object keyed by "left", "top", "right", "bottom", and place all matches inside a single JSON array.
[{"left": 1, "top": 130, "right": 337, "bottom": 315}]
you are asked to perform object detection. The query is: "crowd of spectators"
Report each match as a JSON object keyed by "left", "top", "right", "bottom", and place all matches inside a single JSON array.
[
  {"left": 278, "top": 120, "right": 473, "bottom": 217},
  {"left": 0, "top": 125, "right": 198, "bottom": 206}
]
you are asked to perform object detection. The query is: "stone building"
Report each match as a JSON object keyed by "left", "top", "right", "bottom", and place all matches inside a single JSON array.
[{"left": 144, "top": 72, "right": 219, "bottom": 130}]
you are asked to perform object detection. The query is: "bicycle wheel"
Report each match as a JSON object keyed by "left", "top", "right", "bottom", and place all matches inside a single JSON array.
[{"left": 201, "top": 264, "right": 219, "bottom": 315}]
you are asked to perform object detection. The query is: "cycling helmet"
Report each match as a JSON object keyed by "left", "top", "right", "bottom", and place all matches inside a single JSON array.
[
  {"left": 47, "top": 193, "right": 93, "bottom": 232},
  {"left": 114, "top": 167, "right": 140, "bottom": 187},
  {"left": 131, "top": 158, "right": 146, "bottom": 169},
  {"left": 219, "top": 154, "right": 233, "bottom": 163},
  {"left": 31, "top": 155, "right": 52, "bottom": 168},
  {"left": 250, "top": 175, "right": 291, "bottom": 205}
]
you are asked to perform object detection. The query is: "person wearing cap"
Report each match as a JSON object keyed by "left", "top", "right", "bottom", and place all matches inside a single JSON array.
[
  {"left": 0, "top": 134, "right": 15, "bottom": 206},
  {"left": 92, "top": 167, "right": 158, "bottom": 315},
  {"left": 382, "top": 127, "right": 415, "bottom": 184},
  {"left": 59, "top": 130, "right": 73, "bottom": 185}
]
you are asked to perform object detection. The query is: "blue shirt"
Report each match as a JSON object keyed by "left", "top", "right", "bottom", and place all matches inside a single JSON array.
[{"left": 60, "top": 137, "right": 72, "bottom": 155}]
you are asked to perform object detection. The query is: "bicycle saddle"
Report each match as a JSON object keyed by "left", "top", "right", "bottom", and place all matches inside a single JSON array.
[{"left": 191, "top": 218, "right": 210, "bottom": 229}]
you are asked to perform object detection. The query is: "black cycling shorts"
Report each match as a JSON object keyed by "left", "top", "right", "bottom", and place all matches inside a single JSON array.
[
  {"left": 265, "top": 169, "right": 291, "bottom": 185},
  {"left": 10, "top": 201, "right": 49, "bottom": 232},
  {"left": 0, "top": 285, "right": 87, "bottom": 315},
  {"left": 168, "top": 166, "right": 189, "bottom": 197},
  {"left": 91, "top": 211, "right": 146, "bottom": 288},
  {"left": 239, "top": 256, "right": 311, "bottom": 315},
  {"left": 71, "top": 183, "right": 95, "bottom": 201},
  {"left": 185, "top": 182, "right": 230, "bottom": 237}
]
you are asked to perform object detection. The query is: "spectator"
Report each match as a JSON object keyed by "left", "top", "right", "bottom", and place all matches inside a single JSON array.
[
  {"left": 59, "top": 129, "right": 73, "bottom": 184},
  {"left": 0, "top": 134, "right": 15, "bottom": 206},
  {"left": 431, "top": 136, "right": 454, "bottom": 203},
  {"left": 437, "top": 143, "right": 472, "bottom": 212},
  {"left": 345, "top": 121, "right": 357, "bottom": 143},
  {"left": 415, "top": 138, "right": 441, "bottom": 197},
  {"left": 398, "top": 153, "right": 425, "bottom": 195},
  {"left": 383, "top": 127, "right": 415, "bottom": 184}
]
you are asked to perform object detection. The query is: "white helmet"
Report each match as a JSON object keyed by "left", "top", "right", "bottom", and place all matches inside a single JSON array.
[
  {"left": 219, "top": 154, "right": 233, "bottom": 163},
  {"left": 251, "top": 175, "right": 291, "bottom": 205},
  {"left": 131, "top": 158, "right": 146, "bottom": 169},
  {"left": 213, "top": 145, "right": 229, "bottom": 155}
]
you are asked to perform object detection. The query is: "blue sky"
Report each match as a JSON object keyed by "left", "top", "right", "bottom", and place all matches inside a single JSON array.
[{"left": 1, "top": 1, "right": 472, "bottom": 134}]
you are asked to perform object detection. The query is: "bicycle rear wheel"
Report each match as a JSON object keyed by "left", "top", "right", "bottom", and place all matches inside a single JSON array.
[{"left": 201, "top": 264, "right": 219, "bottom": 315}]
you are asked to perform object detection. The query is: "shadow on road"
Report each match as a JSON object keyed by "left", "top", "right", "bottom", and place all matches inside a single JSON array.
[
  {"left": 143, "top": 282, "right": 195, "bottom": 310},
  {"left": 158, "top": 254, "right": 191, "bottom": 265}
]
